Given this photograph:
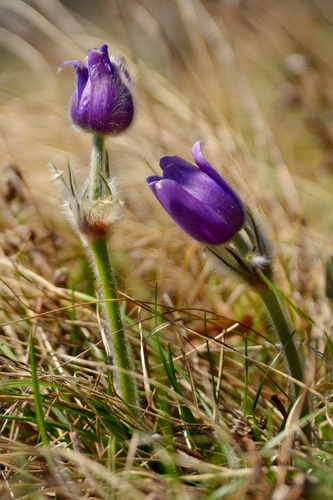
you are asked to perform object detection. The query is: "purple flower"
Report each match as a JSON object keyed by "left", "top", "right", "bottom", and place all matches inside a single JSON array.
[
  {"left": 60, "top": 44, "right": 134, "bottom": 134},
  {"left": 147, "top": 142, "right": 245, "bottom": 245}
]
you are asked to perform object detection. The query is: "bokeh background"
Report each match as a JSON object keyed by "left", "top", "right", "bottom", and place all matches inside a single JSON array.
[{"left": 1, "top": 0, "right": 333, "bottom": 321}]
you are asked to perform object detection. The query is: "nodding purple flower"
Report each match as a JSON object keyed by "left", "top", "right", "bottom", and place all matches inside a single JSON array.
[
  {"left": 147, "top": 142, "right": 245, "bottom": 245},
  {"left": 60, "top": 44, "right": 134, "bottom": 134}
]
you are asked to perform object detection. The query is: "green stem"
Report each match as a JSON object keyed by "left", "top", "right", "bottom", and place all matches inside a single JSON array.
[
  {"left": 260, "top": 289, "right": 303, "bottom": 397},
  {"left": 86, "top": 133, "right": 140, "bottom": 414},
  {"left": 90, "top": 133, "right": 105, "bottom": 200},
  {"left": 89, "top": 236, "right": 140, "bottom": 413},
  {"left": 260, "top": 288, "right": 311, "bottom": 442}
]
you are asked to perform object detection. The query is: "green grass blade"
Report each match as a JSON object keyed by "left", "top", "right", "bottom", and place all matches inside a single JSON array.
[
  {"left": 29, "top": 332, "right": 49, "bottom": 447},
  {"left": 243, "top": 333, "right": 249, "bottom": 417},
  {"left": 251, "top": 331, "right": 295, "bottom": 413}
]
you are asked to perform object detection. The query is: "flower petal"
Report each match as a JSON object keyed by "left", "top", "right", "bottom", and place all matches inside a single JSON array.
[
  {"left": 61, "top": 45, "right": 134, "bottom": 134},
  {"left": 86, "top": 45, "right": 112, "bottom": 80},
  {"left": 60, "top": 61, "right": 88, "bottom": 100},
  {"left": 158, "top": 155, "right": 245, "bottom": 231},
  {"left": 160, "top": 155, "right": 197, "bottom": 174},
  {"left": 148, "top": 179, "right": 240, "bottom": 245},
  {"left": 191, "top": 141, "right": 245, "bottom": 229},
  {"left": 191, "top": 141, "right": 233, "bottom": 188},
  {"left": 147, "top": 175, "right": 163, "bottom": 184}
]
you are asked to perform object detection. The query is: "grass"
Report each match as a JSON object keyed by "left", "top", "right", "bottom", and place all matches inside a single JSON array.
[{"left": 0, "top": 0, "right": 333, "bottom": 498}]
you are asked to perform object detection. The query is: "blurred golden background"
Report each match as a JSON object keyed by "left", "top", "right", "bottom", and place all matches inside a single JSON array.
[{"left": 1, "top": 0, "right": 332, "bottom": 314}]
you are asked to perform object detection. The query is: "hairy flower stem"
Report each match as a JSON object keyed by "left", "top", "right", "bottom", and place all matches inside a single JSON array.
[
  {"left": 260, "top": 288, "right": 311, "bottom": 442},
  {"left": 87, "top": 133, "right": 140, "bottom": 414},
  {"left": 88, "top": 237, "right": 140, "bottom": 412},
  {"left": 91, "top": 133, "right": 105, "bottom": 199}
]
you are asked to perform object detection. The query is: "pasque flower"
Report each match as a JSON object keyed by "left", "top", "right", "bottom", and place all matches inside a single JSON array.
[
  {"left": 60, "top": 44, "right": 134, "bottom": 134},
  {"left": 147, "top": 142, "right": 310, "bottom": 440},
  {"left": 147, "top": 142, "right": 245, "bottom": 245}
]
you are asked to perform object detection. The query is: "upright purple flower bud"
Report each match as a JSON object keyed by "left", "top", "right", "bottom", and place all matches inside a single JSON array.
[
  {"left": 60, "top": 45, "right": 134, "bottom": 134},
  {"left": 147, "top": 142, "right": 245, "bottom": 245}
]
